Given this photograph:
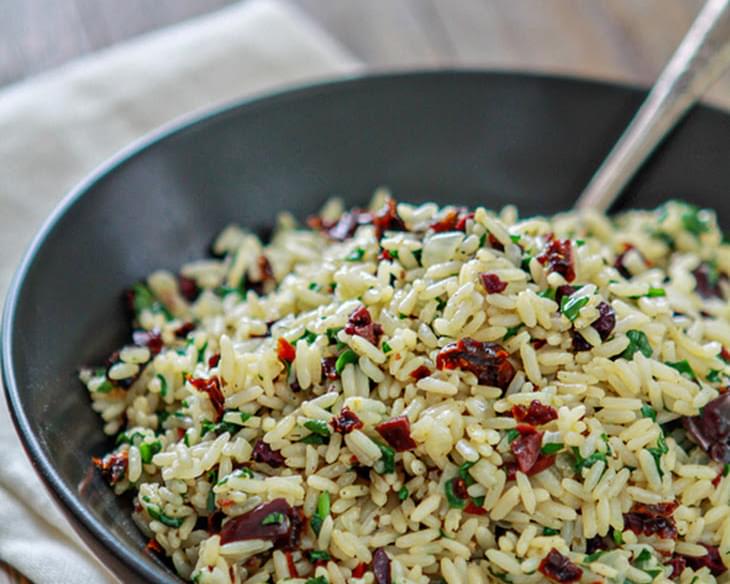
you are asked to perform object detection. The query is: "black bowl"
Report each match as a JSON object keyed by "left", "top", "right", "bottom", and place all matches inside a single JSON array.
[{"left": 3, "top": 71, "right": 730, "bottom": 583}]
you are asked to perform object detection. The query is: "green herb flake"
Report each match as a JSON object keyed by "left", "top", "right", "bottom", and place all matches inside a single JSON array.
[
  {"left": 666, "top": 359, "right": 697, "bottom": 381},
  {"left": 444, "top": 478, "right": 466, "bottom": 509},
  {"left": 510, "top": 234, "right": 522, "bottom": 244},
  {"left": 583, "top": 550, "right": 605, "bottom": 563},
  {"left": 300, "top": 433, "right": 329, "bottom": 445},
  {"left": 612, "top": 528, "right": 624, "bottom": 545},
  {"left": 646, "top": 433, "right": 669, "bottom": 478},
  {"left": 572, "top": 447, "right": 607, "bottom": 473},
  {"left": 458, "top": 461, "right": 477, "bottom": 485},
  {"left": 503, "top": 325, "right": 523, "bottom": 341},
  {"left": 335, "top": 349, "right": 358, "bottom": 374},
  {"left": 724, "top": 463, "right": 730, "bottom": 477},
  {"left": 196, "top": 341, "right": 208, "bottom": 364},
  {"left": 630, "top": 287, "right": 667, "bottom": 299},
  {"left": 299, "top": 330, "right": 318, "bottom": 344},
  {"left": 374, "top": 440, "right": 396, "bottom": 474},
  {"left": 145, "top": 504, "right": 184, "bottom": 528},
  {"left": 326, "top": 327, "right": 342, "bottom": 344},
  {"left": 317, "top": 491, "right": 330, "bottom": 519},
  {"left": 634, "top": 548, "right": 652, "bottom": 564},
  {"left": 206, "top": 489, "right": 216, "bottom": 513},
  {"left": 308, "top": 282, "right": 319, "bottom": 290},
  {"left": 560, "top": 292, "right": 590, "bottom": 322},
  {"left": 575, "top": 239, "right": 585, "bottom": 247},
  {"left": 541, "top": 443, "right": 564, "bottom": 455},
  {"left": 346, "top": 248, "right": 365, "bottom": 262},
  {"left": 155, "top": 374, "right": 168, "bottom": 397},
  {"left": 308, "top": 550, "right": 331, "bottom": 562},
  {"left": 305, "top": 577, "right": 329, "bottom": 584},
  {"left": 505, "top": 429, "right": 520, "bottom": 443},
  {"left": 96, "top": 379, "right": 113, "bottom": 394},
  {"left": 708, "top": 369, "right": 724, "bottom": 383},
  {"left": 543, "top": 527, "right": 560, "bottom": 536},
  {"left": 681, "top": 205, "right": 711, "bottom": 237},
  {"left": 261, "top": 512, "right": 285, "bottom": 526},
  {"left": 398, "top": 486, "right": 409, "bottom": 501},
  {"left": 382, "top": 341, "right": 392, "bottom": 354},
  {"left": 538, "top": 288, "right": 556, "bottom": 300},
  {"left": 640, "top": 404, "right": 657, "bottom": 422},
  {"left": 621, "top": 330, "right": 653, "bottom": 360},
  {"left": 139, "top": 440, "right": 162, "bottom": 464},
  {"left": 304, "top": 419, "right": 331, "bottom": 437}
]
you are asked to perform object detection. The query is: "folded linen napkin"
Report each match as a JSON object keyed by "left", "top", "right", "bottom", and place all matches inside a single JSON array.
[{"left": 0, "top": 1, "right": 360, "bottom": 581}]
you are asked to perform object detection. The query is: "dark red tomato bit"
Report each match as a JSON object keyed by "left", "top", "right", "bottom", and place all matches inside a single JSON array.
[
  {"left": 571, "top": 331, "right": 592, "bottom": 352},
  {"left": 308, "top": 209, "right": 373, "bottom": 241},
  {"left": 178, "top": 275, "right": 200, "bottom": 302},
  {"left": 132, "top": 329, "right": 163, "bottom": 355},
  {"left": 714, "top": 470, "right": 723, "bottom": 487},
  {"left": 529, "top": 454, "right": 556, "bottom": 476},
  {"left": 376, "top": 416, "right": 417, "bottom": 452},
  {"left": 321, "top": 357, "right": 338, "bottom": 380},
  {"left": 174, "top": 321, "right": 195, "bottom": 338},
  {"left": 585, "top": 535, "right": 611, "bottom": 555},
  {"left": 145, "top": 537, "right": 163, "bottom": 555},
  {"left": 454, "top": 211, "right": 475, "bottom": 231},
  {"left": 92, "top": 450, "right": 128, "bottom": 485},
  {"left": 667, "top": 555, "right": 687, "bottom": 578},
  {"left": 344, "top": 305, "right": 384, "bottom": 345},
  {"left": 532, "top": 338, "right": 547, "bottom": 350},
  {"left": 554, "top": 285, "right": 578, "bottom": 305},
  {"left": 538, "top": 549, "right": 583, "bottom": 583},
  {"left": 450, "top": 477, "right": 469, "bottom": 499},
  {"left": 208, "top": 353, "right": 221, "bottom": 368},
  {"left": 511, "top": 427, "right": 543, "bottom": 474},
  {"left": 538, "top": 238, "right": 575, "bottom": 282},
  {"left": 512, "top": 400, "right": 558, "bottom": 426},
  {"left": 372, "top": 547, "right": 392, "bottom": 584},
  {"left": 190, "top": 376, "right": 225, "bottom": 421},
  {"left": 614, "top": 243, "right": 642, "bottom": 279},
  {"left": 722, "top": 346, "right": 730, "bottom": 363},
  {"left": 330, "top": 407, "right": 363, "bottom": 434},
  {"left": 257, "top": 255, "right": 275, "bottom": 282},
  {"left": 373, "top": 198, "right": 406, "bottom": 239},
  {"left": 464, "top": 500, "right": 488, "bottom": 515},
  {"left": 410, "top": 365, "right": 431, "bottom": 380},
  {"left": 379, "top": 248, "right": 393, "bottom": 261},
  {"left": 219, "top": 498, "right": 303, "bottom": 550},
  {"left": 285, "top": 551, "right": 298, "bottom": 577},
  {"left": 436, "top": 338, "right": 515, "bottom": 390},
  {"left": 352, "top": 563, "right": 368, "bottom": 578},
  {"left": 592, "top": 302, "right": 616, "bottom": 340},
  {"left": 683, "top": 544, "right": 727, "bottom": 576},
  {"left": 683, "top": 393, "right": 730, "bottom": 463},
  {"left": 487, "top": 233, "right": 504, "bottom": 251},
  {"left": 623, "top": 501, "right": 678, "bottom": 540},
  {"left": 693, "top": 263, "right": 726, "bottom": 299},
  {"left": 251, "top": 439, "right": 285, "bottom": 467},
  {"left": 277, "top": 337, "right": 296, "bottom": 363},
  {"left": 480, "top": 273, "right": 508, "bottom": 294},
  {"left": 430, "top": 209, "right": 460, "bottom": 233}
]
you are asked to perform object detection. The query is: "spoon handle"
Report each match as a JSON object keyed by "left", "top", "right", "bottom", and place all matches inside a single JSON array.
[{"left": 575, "top": 0, "right": 730, "bottom": 213}]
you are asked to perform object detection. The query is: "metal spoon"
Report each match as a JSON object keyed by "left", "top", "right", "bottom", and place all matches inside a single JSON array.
[{"left": 575, "top": 0, "right": 730, "bottom": 213}]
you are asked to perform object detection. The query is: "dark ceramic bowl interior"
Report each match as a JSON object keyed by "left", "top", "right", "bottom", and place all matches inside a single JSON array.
[{"left": 3, "top": 71, "right": 730, "bottom": 583}]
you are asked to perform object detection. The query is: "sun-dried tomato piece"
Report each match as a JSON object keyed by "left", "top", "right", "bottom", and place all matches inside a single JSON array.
[
  {"left": 722, "top": 347, "right": 730, "bottom": 362},
  {"left": 344, "top": 305, "right": 383, "bottom": 345},
  {"left": 592, "top": 302, "right": 616, "bottom": 340},
  {"left": 464, "top": 500, "right": 488, "bottom": 515},
  {"left": 372, "top": 547, "right": 392, "bottom": 584},
  {"left": 330, "top": 407, "right": 364, "bottom": 435},
  {"left": 487, "top": 233, "right": 504, "bottom": 251},
  {"left": 532, "top": 338, "right": 547, "bottom": 350},
  {"left": 257, "top": 255, "right": 275, "bottom": 282},
  {"left": 410, "top": 365, "right": 430, "bottom": 380},
  {"left": 511, "top": 426, "right": 543, "bottom": 474},
  {"left": 693, "top": 263, "right": 725, "bottom": 299},
  {"left": 321, "top": 357, "right": 338, "bottom": 380},
  {"left": 178, "top": 275, "right": 200, "bottom": 302},
  {"left": 376, "top": 416, "right": 417, "bottom": 452},
  {"left": 251, "top": 439, "right": 285, "bottom": 468},
  {"left": 132, "top": 329, "right": 163, "bottom": 355},
  {"left": 538, "top": 549, "right": 583, "bottom": 583},
  {"left": 683, "top": 544, "right": 727, "bottom": 576},
  {"left": 554, "top": 285, "right": 577, "bottom": 305},
  {"left": 373, "top": 198, "right": 406, "bottom": 239},
  {"left": 219, "top": 498, "right": 303, "bottom": 550},
  {"left": 480, "top": 273, "right": 508, "bottom": 294},
  {"left": 145, "top": 538, "right": 163, "bottom": 555},
  {"left": 512, "top": 400, "right": 558, "bottom": 426},
  {"left": 571, "top": 331, "right": 592, "bottom": 352},
  {"left": 174, "top": 322, "right": 195, "bottom": 338},
  {"left": 667, "top": 555, "right": 687, "bottom": 578},
  {"left": 430, "top": 209, "right": 460, "bottom": 233},
  {"left": 352, "top": 563, "right": 368, "bottom": 578},
  {"left": 190, "top": 376, "right": 225, "bottom": 421},
  {"left": 614, "top": 243, "right": 648, "bottom": 279},
  {"left": 436, "top": 338, "right": 515, "bottom": 389},
  {"left": 528, "top": 454, "right": 556, "bottom": 475},
  {"left": 277, "top": 337, "right": 296, "bottom": 363},
  {"left": 454, "top": 212, "right": 475, "bottom": 232},
  {"left": 683, "top": 393, "right": 730, "bottom": 463},
  {"left": 208, "top": 353, "right": 221, "bottom": 368},
  {"left": 309, "top": 209, "right": 373, "bottom": 241},
  {"left": 623, "top": 501, "right": 678, "bottom": 540},
  {"left": 538, "top": 238, "right": 575, "bottom": 282},
  {"left": 93, "top": 450, "right": 128, "bottom": 485}
]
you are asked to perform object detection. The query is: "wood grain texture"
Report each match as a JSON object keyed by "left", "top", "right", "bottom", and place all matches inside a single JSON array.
[{"left": 0, "top": 1, "right": 729, "bottom": 582}]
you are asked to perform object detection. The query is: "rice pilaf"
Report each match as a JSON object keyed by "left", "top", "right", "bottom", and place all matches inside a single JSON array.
[{"left": 81, "top": 194, "right": 730, "bottom": 583}]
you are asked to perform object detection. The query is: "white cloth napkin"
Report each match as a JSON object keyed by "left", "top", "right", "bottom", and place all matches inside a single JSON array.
[{"left": 0, "top": 1, "right": 360, "bottom": 581}]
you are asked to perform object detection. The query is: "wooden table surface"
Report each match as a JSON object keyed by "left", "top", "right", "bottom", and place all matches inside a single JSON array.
[{"left": 1, "top": 0, "right": 729, "bottom": 581}]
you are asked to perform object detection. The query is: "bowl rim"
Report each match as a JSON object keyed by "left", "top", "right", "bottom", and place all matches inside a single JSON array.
[{"left": 3, "top": 68, "right": 719, "bottom": 582}]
